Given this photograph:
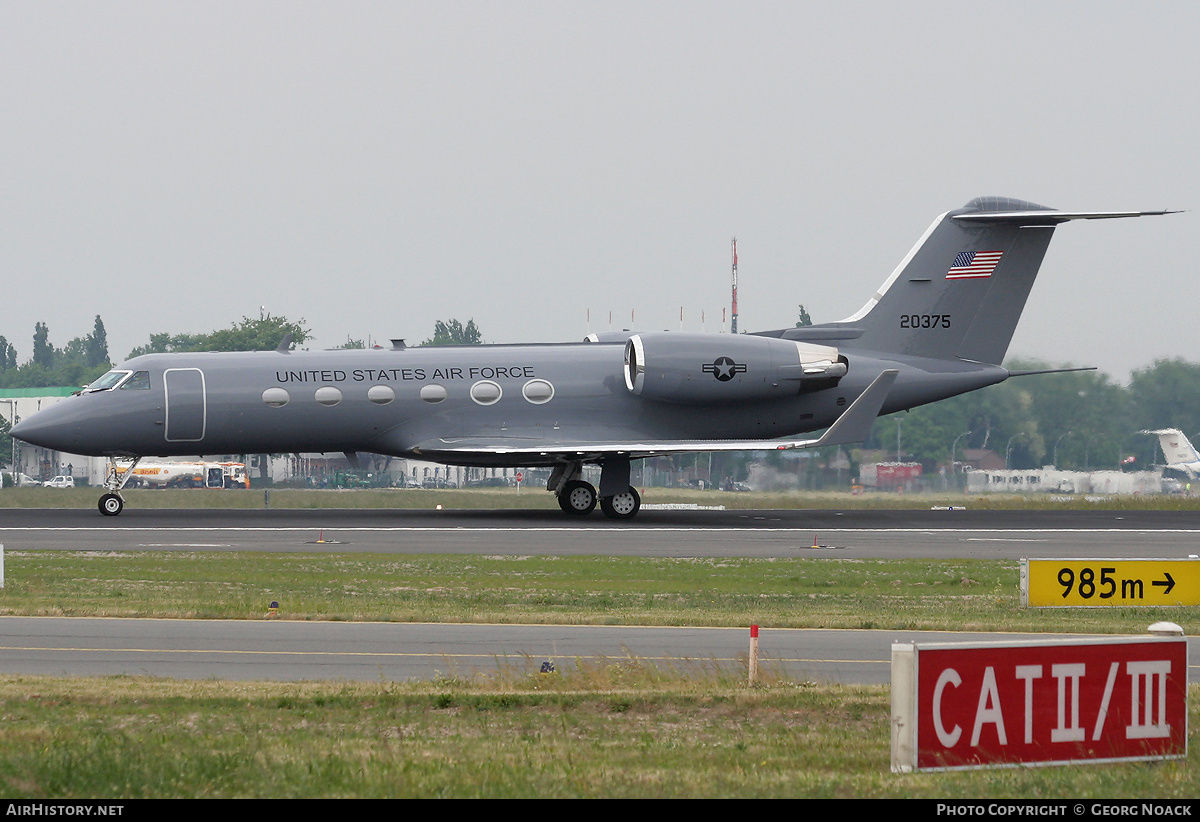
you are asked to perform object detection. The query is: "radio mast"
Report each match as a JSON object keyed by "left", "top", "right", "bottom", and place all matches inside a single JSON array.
[{"left": 730, "top": 237, "right": 739, "bottom": 334}]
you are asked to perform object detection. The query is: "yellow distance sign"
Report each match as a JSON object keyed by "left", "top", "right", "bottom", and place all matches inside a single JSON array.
[{"left": 1022, "top": 558, "right": 1200, "bottom": 607}]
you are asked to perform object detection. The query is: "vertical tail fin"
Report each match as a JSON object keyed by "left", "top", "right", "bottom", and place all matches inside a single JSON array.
[{"left": 782, "top": 197, "right": 1177, "bottom": 365}]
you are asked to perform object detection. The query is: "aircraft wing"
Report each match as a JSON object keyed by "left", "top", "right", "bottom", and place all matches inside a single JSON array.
[{"left": 410, "top": 369, "right": 898, "bottom": 459}]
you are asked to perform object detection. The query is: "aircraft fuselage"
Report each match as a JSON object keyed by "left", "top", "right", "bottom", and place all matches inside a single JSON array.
[{"left": 10, "top": 340, "right": 1002, "bottom": 465}]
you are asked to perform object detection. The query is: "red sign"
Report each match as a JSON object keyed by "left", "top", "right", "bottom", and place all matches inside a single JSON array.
[
  {"left": 892, "top": 637, "right": 1187, "bottom": 771},
  {"left": 864, "top": 462, "right": 923, "bottom": 487},
  {"left": 875, "top": 463, "right": 922, "bottom": 481}
]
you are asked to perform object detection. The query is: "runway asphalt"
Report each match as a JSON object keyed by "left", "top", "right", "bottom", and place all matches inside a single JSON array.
[
  {"left": 6, "top": 615, "right": 1195, "bottom": 685},
  {"left": 1, "top": 506, "right": 1197, "bottom": 683},
  {"left": 3, "top": 506, "right": 1200, "bottom": 559}
]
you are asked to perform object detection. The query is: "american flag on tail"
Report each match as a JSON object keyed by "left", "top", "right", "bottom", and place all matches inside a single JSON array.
[{"left": 946, "top": 250, "right": 1004, "bottom": 279}]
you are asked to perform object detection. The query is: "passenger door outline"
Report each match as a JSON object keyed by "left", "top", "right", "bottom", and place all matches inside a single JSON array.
[{"left": 164, "top": 368, "right": 206, "bottom": 442}]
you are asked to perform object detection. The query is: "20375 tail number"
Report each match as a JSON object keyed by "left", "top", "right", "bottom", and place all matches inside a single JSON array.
[{"left": 900, "top": 314, "right": 951, "bottom": 329}]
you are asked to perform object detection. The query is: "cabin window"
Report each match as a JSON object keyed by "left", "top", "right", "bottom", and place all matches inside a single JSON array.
[
  {"left": 120, "top": 371, "right": 151, "bottom": 390},
  {"left": 420, "top": 385, "right": 447, "bottom": 404},
  {"left": 262, "top": 388, "right": 290, "bottom": 408},
  {"left": 367, "top": 385, "right": 395, "bottom": 405},
  {"left": 315, "top": 386, "right": 342, "bottom": 407},
  {"left": 522, "top": 379, "right": 554, "bottom": 404},
  {"left": 470, "top": 380, "right": 502, "bottom": 406}
]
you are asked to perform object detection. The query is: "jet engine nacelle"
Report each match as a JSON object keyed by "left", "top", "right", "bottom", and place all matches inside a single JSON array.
[{"left": 623, "top": 333, "right": 847, "bottom": 404}]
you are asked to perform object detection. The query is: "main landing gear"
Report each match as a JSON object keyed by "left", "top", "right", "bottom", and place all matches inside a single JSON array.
[
  {"left": 550, "top": 461, "right": 642, "bottom": 520},
  {"left": 98, "top": 456, "right": 141, "bottom": 516},
  {"left": 600, "top": 487, "right": 641, "bottom": 519},
  {"left": 558, "top": 480, "right": 598, "bottom": 515},
  {"left": 555, "top": 479, "right": 641, "bottom": 519}
]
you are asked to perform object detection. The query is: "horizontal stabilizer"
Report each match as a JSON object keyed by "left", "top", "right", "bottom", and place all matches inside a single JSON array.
[
  {"left": 1007, "top": 366, "right": 1097, "bottom": 378},
  {"left": 953, "top": 209, "right": 1181, "bottom": 224}
]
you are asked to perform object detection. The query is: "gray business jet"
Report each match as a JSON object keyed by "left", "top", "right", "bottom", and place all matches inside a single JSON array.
[{"left": 11, "top": 197, "right": 1176, "bottom": 518}]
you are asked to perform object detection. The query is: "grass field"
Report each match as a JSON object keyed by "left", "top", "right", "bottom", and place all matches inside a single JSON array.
[
  {"left": 1, "top": 675, "right": 1195, "bottom": 799},
  {"left": 0, "top": 490, "right": 1197, "bottom": 798},
  {"left": 1, "top": 551, "right": 1197, "bottom": 635}
]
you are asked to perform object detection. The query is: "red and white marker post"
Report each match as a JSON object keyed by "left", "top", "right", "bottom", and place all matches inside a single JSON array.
[{"left": 749, "top": 625, "right": 759, "bottom": 684}]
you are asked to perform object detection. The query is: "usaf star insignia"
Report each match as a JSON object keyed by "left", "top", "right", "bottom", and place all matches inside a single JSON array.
[{"left": 702, "top": 356, "right": 747, "bottom": 382}]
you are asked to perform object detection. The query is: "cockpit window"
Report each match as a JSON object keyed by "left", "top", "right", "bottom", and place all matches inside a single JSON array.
[
  {"left": 120, "top": 371, "right": 151, "bottom": 390},
  {"left": 84, "top": 370, "right": 132, "bottom": 392}
]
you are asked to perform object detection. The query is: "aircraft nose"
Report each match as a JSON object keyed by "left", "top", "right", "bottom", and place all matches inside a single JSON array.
[
  {"left": 9, "top": 405, "right": 79, "bottom": 452},
  {"left": 11, "top": 413, "right": 51, "bottom": 447}
]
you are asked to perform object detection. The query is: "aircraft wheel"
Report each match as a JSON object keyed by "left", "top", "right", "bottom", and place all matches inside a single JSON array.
[
  {"left": 558, "top": 480, "right": 597, "bottom": 515},
  {"left": 600, "top": 486, "right": 641, "bottom": 519},
  {"left": 98, "top": 494, "right": 124, "bottom": 517}
]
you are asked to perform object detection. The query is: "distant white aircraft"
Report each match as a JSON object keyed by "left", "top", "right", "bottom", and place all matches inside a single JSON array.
[{"left": 1140, "top": 429, "right": 1200, "bottom": 479}]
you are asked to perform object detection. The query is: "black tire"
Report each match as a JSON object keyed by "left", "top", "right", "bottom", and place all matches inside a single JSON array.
[
  {"left": 98, "top": 493, "right": 124, "bottom": 517},
  {"left": 558, "top": 480, "right": 597, "bottom": 515},
  {"left": 600, "top": 486, "right": 641, "bottom": 519}
]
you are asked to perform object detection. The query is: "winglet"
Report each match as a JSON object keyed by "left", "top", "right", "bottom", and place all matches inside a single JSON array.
[
  {"left": 807, "top": 369, "right": 898, "bottom": 448},
  {"left": 276, "top": 333, "right": 294, "bottom": 354}
]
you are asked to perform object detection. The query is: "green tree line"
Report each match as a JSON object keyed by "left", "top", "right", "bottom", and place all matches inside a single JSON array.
[
  {"left": 126, "top": 314, "right": 311, "bottom": 357},
  {"left": 0, "top": 316, "right": 110, "bottom": 389},
  {"left": 0, "top": 315, "right": 317, "bottom": 391},
  {"left": 0, "top": 313, "right": 481, "bottom": 391}
]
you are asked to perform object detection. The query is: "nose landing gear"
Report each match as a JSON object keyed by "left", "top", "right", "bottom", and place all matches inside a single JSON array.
[
  {"left": 98, "top": 493, "right": 124, "bottom": 516},
  {"left": 98, "top": 457, "right": 141, "bottom": 516}
]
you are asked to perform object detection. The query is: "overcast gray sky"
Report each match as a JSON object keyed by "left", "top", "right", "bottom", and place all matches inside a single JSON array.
[{"left": 2, "top": 1, "right": 1195, "bottom": 381}]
